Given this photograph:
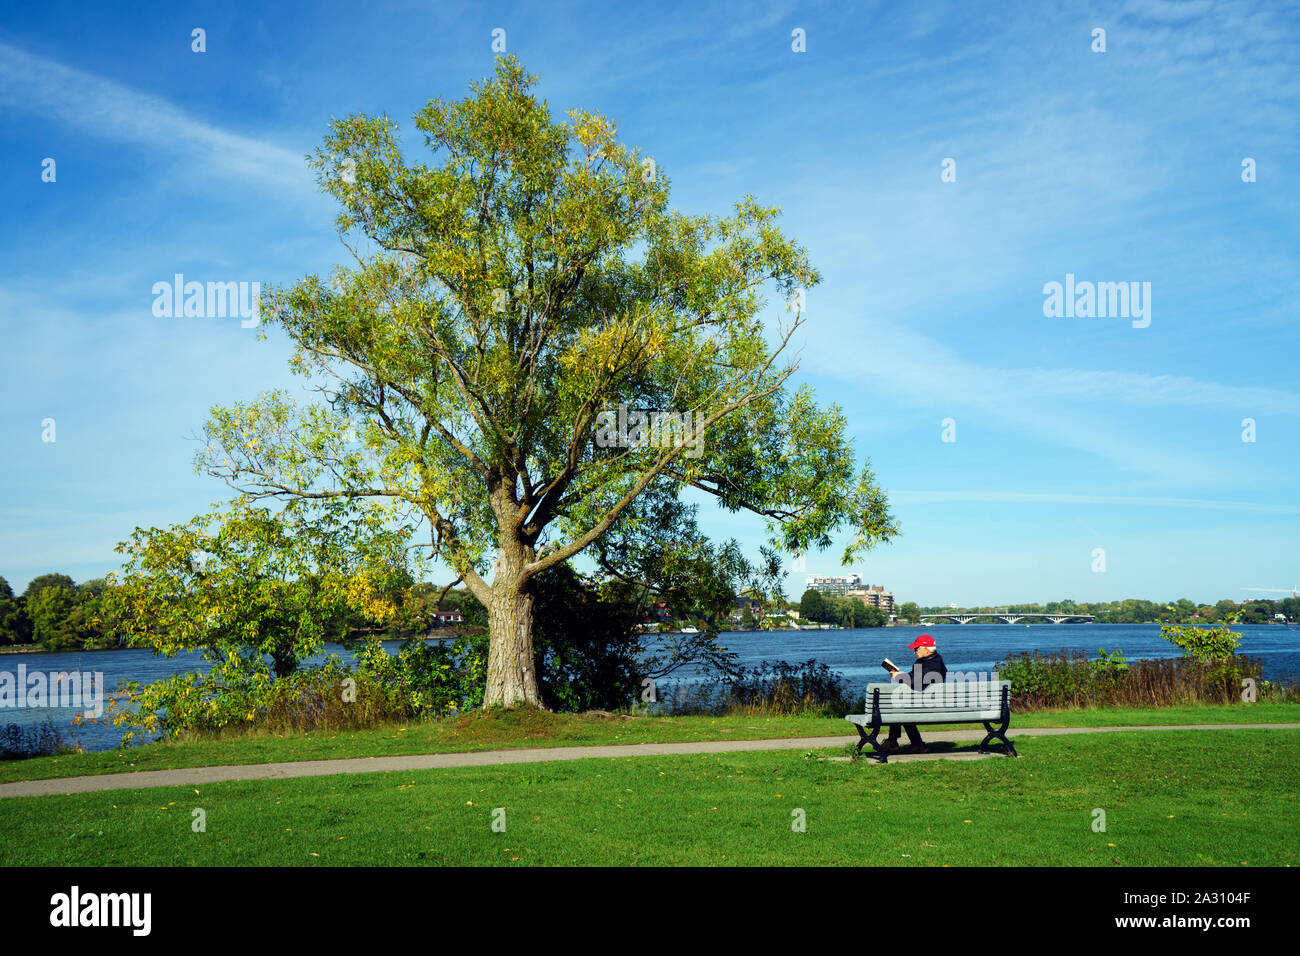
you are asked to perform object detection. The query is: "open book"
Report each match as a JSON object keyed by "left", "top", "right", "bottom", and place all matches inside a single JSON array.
[{"left": 882, "top": 658, "right": 899, "bottom": 674}]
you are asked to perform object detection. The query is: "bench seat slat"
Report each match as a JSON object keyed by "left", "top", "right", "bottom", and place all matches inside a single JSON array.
[
  {"left": 847, "top": 681, "right": 1011, "bottom": 726},
  {"left": 846, "top": 710, "right": 1004, "bottom": 725}
]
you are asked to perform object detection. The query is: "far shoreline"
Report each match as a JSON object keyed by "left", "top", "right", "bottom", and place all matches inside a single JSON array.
[{"left": 1, "top": 620, "right": 1290, "bottom": 656}]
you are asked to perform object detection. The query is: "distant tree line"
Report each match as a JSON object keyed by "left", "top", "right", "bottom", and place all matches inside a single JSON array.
[
  {"left": 916, "top": 597, "right": 1299, "bottom": 624},
  {"left": 0, "top": 574, "right": 127, "bottom": 650}
]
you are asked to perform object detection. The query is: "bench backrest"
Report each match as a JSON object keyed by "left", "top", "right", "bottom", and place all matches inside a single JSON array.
[{"left": 862, "top": 679, "right": 1011, "bottom": 722}]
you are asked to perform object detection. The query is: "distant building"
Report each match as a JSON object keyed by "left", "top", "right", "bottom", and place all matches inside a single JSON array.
[
  {"left": 646, "top": 601, "right": 672, "bottom": 625},
  {"left": 847, "top": 585, "right": 895, "bottom": 616},
  {"left": 804, "top": 574, "right": 862, "bottom": 597},
  {"left": 433, "top": 610, "right": 464, "bottom": 626},
  {"left": 728, "top": 596, "right": 763, "bottom": 623}
]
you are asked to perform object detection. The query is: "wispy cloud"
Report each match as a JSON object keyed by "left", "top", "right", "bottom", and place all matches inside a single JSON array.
[
  {"left": 0, "top": 40, "right": 312, "bottom": 193},
  {"left": 800, "top": 317, "right": 1285, "bottom": 486}
]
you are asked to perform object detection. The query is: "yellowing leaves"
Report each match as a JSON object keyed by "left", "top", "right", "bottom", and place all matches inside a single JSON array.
[{"left": 344, "top": 568, "right": 400, "bottom": 623}]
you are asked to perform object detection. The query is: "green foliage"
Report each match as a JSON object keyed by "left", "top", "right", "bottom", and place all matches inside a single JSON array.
[
  {"left": 799, "top": 588, "right": 825, "bottom": 621},
  {"left": 13, "top": 573, "right": 90, "bottom": 651},
  {"left": 1234, "top": 600, "right": 1278, "bottom": 624},
  {"left": 26, "top": 585, "right": 76, "bottom": 650},
  {"left": 856, "top": 604, "right": 887, "bottom": 628},
  {"left": 922, "top": 596, "right": 1294, "bottom": 625},
  {"left": 103, "top": 654, "right": 463, "bottom": 743},
  {"left": 1090, "top": 646, "right": 1129, "bottom": 679},
  {"left": 0, "top": 721, "right": 71, "bottom": 760},
  {"left": 21, "top": 573, "right": 74, "bottom": 601},
  {"left": 798, "top": 589, "right": 885, "bottom": 627},
  {"left": 354, "top": 633, "right": 488, "bottom": 715},
  {"left": 997, "top": 649, "right": 1272, "bottom": 710},
  {"left": 1160, "top": 623, "right": 1241, "bottom": 663},
  {"left": 722, "top": 659, "right": 850, "bottom": 716},
  {"left": 898, "top": 601, "right": 921, "bottom": 624},
  {"left": 0, "top": 576, "right": 121, "bottom": 650},
  {"left": 111, "top": 499, "right": 413, "bottom": 678},
  {"left": 0, "top": 589, "right": 31, "bottom": 647},
  {"left": 531, "top": 564, "right": 645, "bottom": 712}
]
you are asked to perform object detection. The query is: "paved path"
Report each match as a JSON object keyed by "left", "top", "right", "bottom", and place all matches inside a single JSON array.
[{"left": 2, "top": 722, "right": 1296, "bottom": 799}]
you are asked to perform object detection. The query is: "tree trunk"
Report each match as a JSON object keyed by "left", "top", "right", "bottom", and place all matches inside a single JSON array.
[{"left": 482, "top": 541, "right": 542, "bottom": 708}]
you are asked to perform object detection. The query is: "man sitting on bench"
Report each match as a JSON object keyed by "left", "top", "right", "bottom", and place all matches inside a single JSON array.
[{"left": 882, "top": 634, "right": 947, "bottom": 754}]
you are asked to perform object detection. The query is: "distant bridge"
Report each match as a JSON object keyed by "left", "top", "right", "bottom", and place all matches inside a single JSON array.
[{"left": 918, "top": 612, "right": 1096, "bottom": 625}]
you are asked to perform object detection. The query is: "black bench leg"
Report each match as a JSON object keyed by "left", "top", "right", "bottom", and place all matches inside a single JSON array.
[
  {"left": 998, "top": 728, "right": 1019, "bottom": 758},
  {"left": 855, "top": 723, "right": 887, "bottom": 762},
  {"left": 867, "top": 723, "right": 887, "bottom": 763},
  {"left": 979, "top": 719, "right": 1018, "bottom": 757}
]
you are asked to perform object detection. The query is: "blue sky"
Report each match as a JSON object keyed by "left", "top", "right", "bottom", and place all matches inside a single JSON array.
[{"left": 1, "top": 0, "right": 1297, "bottom": 606}]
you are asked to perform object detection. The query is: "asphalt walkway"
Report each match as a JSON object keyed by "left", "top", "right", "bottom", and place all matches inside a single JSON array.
[{"left": 2, "top": 722, "right": 1295, "bottom": 799}]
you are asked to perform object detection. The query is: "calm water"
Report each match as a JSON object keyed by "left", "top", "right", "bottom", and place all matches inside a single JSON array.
[
  {"left": 2, "top": 624, "right": 1296, "bottom": 752},
  {"left": 657, "top": 623, "right": 1300, "bottom": 696}
]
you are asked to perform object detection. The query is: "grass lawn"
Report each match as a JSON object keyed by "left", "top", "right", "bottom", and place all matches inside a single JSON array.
[
  {"left": 2, "top": 700, "right": 1296, "bottom": 784},
  {"left": 0, "top": 729, "right": 1295, "bottom": 866}
]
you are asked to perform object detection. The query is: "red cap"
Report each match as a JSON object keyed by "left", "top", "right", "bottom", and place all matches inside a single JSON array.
[{"left": 908, "top": 634, "right": 936, "bottom": 649}]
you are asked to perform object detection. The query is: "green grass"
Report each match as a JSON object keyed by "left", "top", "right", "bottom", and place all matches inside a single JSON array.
[
  {"left": 1014, "top": 701, "right": 1299, "bottom": 727},
  {"left": 2, "top": 700, "right": 1296, "bottom": 784},
  {"left": 1, "top": 730, "right": 1295, "bottom": 866}
]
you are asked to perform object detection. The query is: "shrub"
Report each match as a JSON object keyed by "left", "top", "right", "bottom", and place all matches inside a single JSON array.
[
  {"left": 1160, "top": 623, "right": 1241, "bottom": 663},
  {"left": 531, "top": 563, "right": 647, "bottom": 712},
  {"left": 996, "top": 648, "right": 1278, "bottom": 710},
  {"left": 0, "top": 721, "right": 70, "bottom": 760},
  {"left": 659, "top": 659, "right": 851, "bottom": 717},
  {"left": 105, "top": 637, "right": 492, "bottom": 743}
]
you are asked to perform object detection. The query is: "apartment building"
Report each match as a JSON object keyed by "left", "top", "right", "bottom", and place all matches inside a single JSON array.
[
  {"left": 804, "top": 573, "right": 863, "bottom": 597},
  {"left": 847, "top": 584, "right": 895, "bottom": 616}
]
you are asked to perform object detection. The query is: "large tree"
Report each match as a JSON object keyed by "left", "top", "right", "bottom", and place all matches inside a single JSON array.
[{"left": 201, "top": 58, "right": 896, "bottom": 707}]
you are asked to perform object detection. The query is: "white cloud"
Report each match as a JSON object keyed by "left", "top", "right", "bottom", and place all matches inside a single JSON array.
[
  {"left": 0, "top": 40, "right": 312, "bottom": 193},
  {"left": 799, "top": 317, "right": 1280, "bottom": 485}
]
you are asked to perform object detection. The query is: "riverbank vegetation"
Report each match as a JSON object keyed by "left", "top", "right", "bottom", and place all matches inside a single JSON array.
[{"left": 1001, "top": 624, "right": 1298, "bottom": 711}]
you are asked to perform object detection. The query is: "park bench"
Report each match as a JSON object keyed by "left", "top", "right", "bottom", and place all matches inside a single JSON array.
[{"left": 845, "top": 679, "right": 1018, "bottom": 763}]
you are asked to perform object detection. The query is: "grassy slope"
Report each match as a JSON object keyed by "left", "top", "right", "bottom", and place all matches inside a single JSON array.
[
  {"left": 2, "top": 701, "right": 1297, "bottom": 784},
  {"left": 1, "top": 730, "right": 1295, "bottom": 866}
]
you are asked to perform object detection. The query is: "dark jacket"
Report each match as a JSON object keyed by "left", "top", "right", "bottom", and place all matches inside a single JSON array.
[{"left": 892, "top": 652, "right": 947, "bottom": 692}]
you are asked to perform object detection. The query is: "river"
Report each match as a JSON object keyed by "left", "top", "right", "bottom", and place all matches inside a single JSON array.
[{"left": 1, "top": 623, "right": 1295, "bottom": 753}]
